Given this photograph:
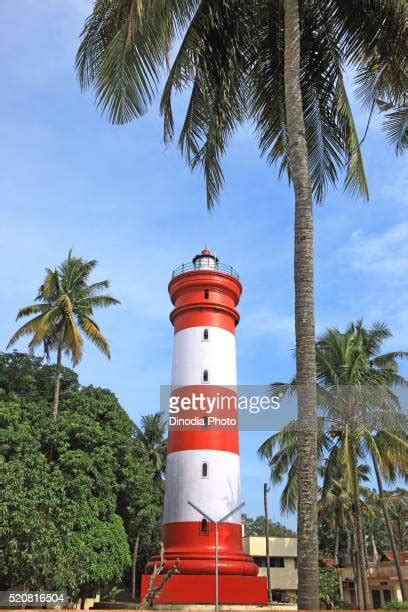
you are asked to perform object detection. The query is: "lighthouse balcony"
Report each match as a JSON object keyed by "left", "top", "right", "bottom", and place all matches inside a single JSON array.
[{"left": 172, "top": 260, "right": 239, "bottom": 279}]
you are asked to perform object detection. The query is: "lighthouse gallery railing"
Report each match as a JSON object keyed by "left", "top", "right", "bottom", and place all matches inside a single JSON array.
[{"left": 172, "top": 262, "right": 240, "bottom": 279}]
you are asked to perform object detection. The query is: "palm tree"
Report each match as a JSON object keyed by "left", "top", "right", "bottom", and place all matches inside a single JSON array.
[
  {"left": 134, "top": 413, "right": 167, "bottom": 480},
  {"left": 362, "top": 489, "right": 384, "bottom": 563},
  {"left": 319, "top": 464, "right": 376, "bottom": 607},
  {"left": 75, "top": 3, "right": 407, "bottom": 606},
  {"left": 8, "top": 251, "right": 119, "bottom": 420},
  {"left": 370, "top": 434, "right": 408, "bottom": 599},
  {"left": 259, "top": 321, "right": 408, "bottom": 608},
  {"left": 386, "top": 488, "right": 408, "bottom": 551},
  {"left": 319, "top": 463, "right": 371, "bottom": 566}
]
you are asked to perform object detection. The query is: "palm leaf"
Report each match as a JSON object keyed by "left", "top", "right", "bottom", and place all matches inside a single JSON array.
[
  {"left": 370, "top": 351, "right": 408, "bottom": 368},
  {"left": 280, "top": 460, "right": 298, "bottom": 514},
  {"left": 77, "top": 0, "right": 200, "bottom": 125},
  {"left": 86, "top": 280, "right": 111, "bottom": 294},
  {"left": 335, "top": 74, "right": 369, "bottom": 200},
  {"left": 77, "top": 315, "right": 111, "bottom": 359},
  {"left": 383, "top": 105, "right": 408, "bottom": 156},
  {"left": 79, "top": 295, "right": 121, "bottom": 309},
  {"left": 7, "top": 312, "right": 55, "bottom": 349},
  {"left": 27, "top": 307, "right": 62, "bottom": 351},
  {"left": 64, "top": 315, "right": 84, "bottom": 365},
  {"left": 39, "top": 269, "right": 59, "bottom": 301},
  {"left": 16, "top": 304, "right": 50, "bottom": 319},
  {"left": 161, "top": 0, "right": 248, "bottom": 208}
]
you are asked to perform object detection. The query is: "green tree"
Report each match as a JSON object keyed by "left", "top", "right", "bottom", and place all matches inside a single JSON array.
[
  {"left": 242, "top": 514, "right": 295, "bottom": 537},
  {"left": 134, "top": 413, "right": 167, "bottom": 480},
  {"left": 130, "top": 412, "right": 167, "bottom": 597},
  {"left": 7, "top": 251, "right": 119, "bottom": 420},
  {"left": 0, "top": 396, "right": 131, "bottom": 597},
  {"left": 76, "top": 4, "right": 406, "bottom": 607},
  {"left": 319, "top": 568, "right": 342, "bottom": 609},
  {"left": 0, "top": 351, "right": 79, "bottom": 400},
  {"left": 318, "top": 463, "right": 371, "bottom": 564},
  {"left": 386, "top": 488, "right": 408, "bottom": 551},
  {"left": 0, "top": 352, "right": 158, "bottom": 601},
  {"left": 259, "top": 321, "right": 408, "bottom": 607},
  {"left": 362, "top": 489, "right": 390, "bottom": 558},
  {"left": 116, "top": 431, "right": 161, "bottom": 600}
]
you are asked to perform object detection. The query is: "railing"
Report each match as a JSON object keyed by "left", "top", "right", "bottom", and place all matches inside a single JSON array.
[{"left": 171, "top": 261, "right": 239, "bottom": 279}]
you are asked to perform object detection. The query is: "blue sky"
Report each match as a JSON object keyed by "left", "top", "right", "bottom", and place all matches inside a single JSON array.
[{"left": 1, "top": 0, "right": 407, "bottom": 529}]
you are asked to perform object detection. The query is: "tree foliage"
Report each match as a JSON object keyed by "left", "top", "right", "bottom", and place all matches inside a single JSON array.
[
  {"left": 76, "top": 0, "right": 407, "bottom": 206},
  {"left": 134, "top": 413, "right": 167, "bottom": 480},
  {"left": 0, "top": 351, "right": 79, "bottom": 401},
  {"left": 0, "top": 352, "right": 159, "bottom": 600},
  {"left": 7, "top": 251, "right": 120, "bottom": 422},
  {"left": 259, "top": 321, "right": 408, "bottom": 514},
  {"left": 8, "top": 251, "right": 119, "bottom": 366},
  {"left": 319, "top": 568, "right": 342, "bottom": 609},
  {"left": 242, "top": 514, "right": 296, "bottom": 537}
]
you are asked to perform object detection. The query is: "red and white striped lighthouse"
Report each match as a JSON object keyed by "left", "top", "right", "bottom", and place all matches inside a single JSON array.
[{"left": 141, "top": 250, "right": 267, "bottom": 605}]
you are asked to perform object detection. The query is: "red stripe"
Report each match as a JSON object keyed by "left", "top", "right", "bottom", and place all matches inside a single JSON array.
[
  {"left": 167, "top": 385, "right": 239, "bottom": 453},
  {"left": 168, "top": 270, "right": 242, "bottom": 333},
  {"left": 140, "top": 574, "right": 268, "bottom": 605},
  {"left": 163, "top": 521, "right": 243, "bottom": 553},
  {"left": 144, "top": 521, "right": 259, "bottom": 577},
  {"left": 167, "top": 429, "right": 239, "bottom": 453},
  {"left": 172, "top": 306, "right": 238, "bottom": 334}
]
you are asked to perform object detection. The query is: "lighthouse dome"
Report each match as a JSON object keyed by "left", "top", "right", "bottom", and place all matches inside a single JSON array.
[{"left": 192, "top": 248, "right": 219, "bottom": 271}]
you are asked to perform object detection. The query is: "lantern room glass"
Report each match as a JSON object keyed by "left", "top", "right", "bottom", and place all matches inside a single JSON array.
[{"left": 193, "top": 255, "right": 218, "bottom": 270}]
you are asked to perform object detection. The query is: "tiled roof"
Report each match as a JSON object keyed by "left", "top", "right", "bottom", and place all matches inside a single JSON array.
[
  {"left": 320, "top": 558, "right": 336, "bottom": 569},
  {"left": 381, "top": 551, "right": 408, "bottom": 563}
]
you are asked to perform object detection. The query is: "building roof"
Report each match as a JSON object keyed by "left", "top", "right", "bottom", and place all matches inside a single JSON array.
[
  {"left": 381, "top": 551, "right": 408, "bottom": 564},
  {"left": 320, "top": 558, "right": 336, "bottom": 569}
]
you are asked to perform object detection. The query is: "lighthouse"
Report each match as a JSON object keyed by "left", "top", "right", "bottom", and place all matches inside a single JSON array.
[{"left": 141, "top": 250, "right": 267, "bottom": 605}]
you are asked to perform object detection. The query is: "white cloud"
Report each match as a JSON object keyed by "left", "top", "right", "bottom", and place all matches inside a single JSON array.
[
  {"left": 245, "top": 308, "right": 293, "bottom": 337},
  {"left": 342, "top": 222, "right": 408, "bottom": 276}
]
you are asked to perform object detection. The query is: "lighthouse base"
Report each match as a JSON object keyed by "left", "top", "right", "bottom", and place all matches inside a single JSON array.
[{"left": 141, "top": 574, "right": 268, "bottom": 605}]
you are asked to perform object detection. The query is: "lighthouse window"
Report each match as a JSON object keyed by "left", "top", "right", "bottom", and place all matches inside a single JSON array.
[
  {"left": 201, "top": 519, "right": 209, "bottom": 534},
  {"left": 204, "top": 289, "right": 209, "bottom": 299},
  {"left": 201, "top": 462, "right": 208, "bottom": 478},
  {"left": 202, "top": 328, "right": 209, "bottom": 341},
  {"left": 202, "top": 369, "right": 209, "bottom": 383}
]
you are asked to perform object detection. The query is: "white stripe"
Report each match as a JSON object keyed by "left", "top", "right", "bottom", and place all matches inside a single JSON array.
[
  {"left": 171, "top": 326, "right": 236, "bottom": 388},
  {"left": 163, "top": 449, "right": 241, "bottom": 524}
]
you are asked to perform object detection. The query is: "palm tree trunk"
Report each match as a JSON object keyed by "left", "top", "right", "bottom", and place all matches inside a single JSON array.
[
  {"left": 283, "top": 0, "right": 318, "bottom": 608},
  {"left": 264, "top": 483, "right": 272, "bottom": 604},
  {"left": 362, "top": 520, "right": 368, "bottom": 569},
  {"left": 348, "top": 527, "right": 362, "bottom": 607},
  {"left": 353, "top": 531, "right": 364, "bottom": 609},
  {"left": 372, "top": 454, "right": 406, "bottom": 600},
  {"left": 334, "top": 526, "right": 340, "bottom": 566},
  {"left": 350, "top": 444, "right": 371, "bottom": 609},
  {"left": 52, "top": 334, "right": 63, "bottom": 421},
  {"left": 131, "top": 533, "right": 140, "bottom": 601},
  {"left": 397, "top": 519, "right": 404, "bottom": 551}
]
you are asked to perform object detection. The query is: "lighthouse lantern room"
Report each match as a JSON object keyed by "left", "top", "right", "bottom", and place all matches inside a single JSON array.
[{"left": 141, "top": 250, "right": 268, "bottom": 605}]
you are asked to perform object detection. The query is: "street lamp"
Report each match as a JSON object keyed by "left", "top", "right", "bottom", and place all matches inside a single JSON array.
[{"left": 187, "top": 500, "right": 245, "bottom": 610}]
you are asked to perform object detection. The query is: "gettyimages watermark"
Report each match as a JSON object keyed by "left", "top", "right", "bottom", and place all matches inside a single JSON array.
[{"left": 159, "top": 384, "right": 408, "bottom": 432}]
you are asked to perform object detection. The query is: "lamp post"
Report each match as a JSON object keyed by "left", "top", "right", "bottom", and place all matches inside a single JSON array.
[
  {"left": 187, "top": 500, "right": 246, "bottom": 610},
  {"left": 264, "top": 483, "right": 272, "bottom": 604}
]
